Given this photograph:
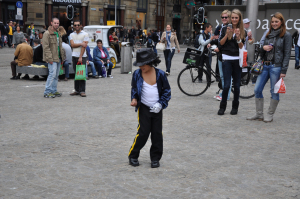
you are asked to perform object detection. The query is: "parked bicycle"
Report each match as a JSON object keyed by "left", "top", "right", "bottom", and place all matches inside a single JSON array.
[{"left": 177, "top": 48, "right": 255, "bottom": 99}]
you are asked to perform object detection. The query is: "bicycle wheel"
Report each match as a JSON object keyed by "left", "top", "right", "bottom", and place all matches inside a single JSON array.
[
  {"left": 231, "top": 67, "right": 255, "bottom": 99},
  {"left": 177, "top": 66, "right": 210, "bottom": 96}
]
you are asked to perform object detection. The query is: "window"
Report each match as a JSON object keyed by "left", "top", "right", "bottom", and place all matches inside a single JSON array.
[{"left": 137, "top": 0, "right": 147, "bottom": 10}]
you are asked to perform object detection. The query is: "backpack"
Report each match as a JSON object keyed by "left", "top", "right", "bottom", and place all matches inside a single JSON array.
[
  {"left": 194, "top": 34, "right": 201, "bottom": 48},
  {"left": 147, "top": 38, "right": 154, "bottom": 48}
]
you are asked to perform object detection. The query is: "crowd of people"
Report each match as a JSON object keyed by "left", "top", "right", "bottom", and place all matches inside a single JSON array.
[{"left": 7, "top": 18, "right": 114, "bottom": 98}]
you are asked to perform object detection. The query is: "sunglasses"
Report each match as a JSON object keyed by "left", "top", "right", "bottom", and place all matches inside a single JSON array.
[
  {"left": 74, "top": 24, "right": 80, "bottom": 27},
  {"left": 221, "top": 17, "right": 228, "bottom": 19}
]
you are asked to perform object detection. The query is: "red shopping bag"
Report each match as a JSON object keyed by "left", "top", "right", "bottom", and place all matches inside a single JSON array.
[
  {"left": 242, "top": 50, "right": 248, "bottom": 67},
  {"left": 274, "top": 78, "right": 286, "bottom": 94}
]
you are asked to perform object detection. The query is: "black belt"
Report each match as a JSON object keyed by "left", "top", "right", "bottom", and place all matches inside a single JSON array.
[{"left": 264, "top": 61, "right": 273, "bottom": 66}]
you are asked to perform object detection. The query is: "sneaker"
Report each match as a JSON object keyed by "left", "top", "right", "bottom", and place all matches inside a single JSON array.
[
  {"left": 92, "top": 75, "right": 99, "bottom": 79},
  {"left": 216, "top": 96, "right": 222, "bottom": 101},
  {"left": 165, "top": 72, "right": 170, "bottom": 76},
  {"left": 53, "top": 92, "right": 62, "bottom": 97},
  {"left": 44, "top": 93, "right": 55, "bottom": 98},
  {"left": 98, "top": 75, "right": 102, "bottom": 78},
  {"left": 108, "top": 75, "right": 113, "bottom": 78}
]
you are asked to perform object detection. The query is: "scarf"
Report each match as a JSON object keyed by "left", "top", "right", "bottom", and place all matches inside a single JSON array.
[
  {"left": 166, "top": 31, "right": 171, "bottom": 48},
  {"left": 266, "top": 28, "right": 281, "bottom": 61}
]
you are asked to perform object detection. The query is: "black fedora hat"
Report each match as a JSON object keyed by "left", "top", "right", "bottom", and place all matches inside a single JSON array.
[{"left": 133, "top": 48, "right": 157, "bottom": 67}]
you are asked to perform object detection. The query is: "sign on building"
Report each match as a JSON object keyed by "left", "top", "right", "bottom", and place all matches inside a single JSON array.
[{"left": 52, "top": 0, "right": 82, "bottom": 3}]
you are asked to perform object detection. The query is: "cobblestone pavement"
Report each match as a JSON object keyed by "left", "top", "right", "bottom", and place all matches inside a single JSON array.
[{"left": 0, "top": 46, "right": 299, "bottom": 199}]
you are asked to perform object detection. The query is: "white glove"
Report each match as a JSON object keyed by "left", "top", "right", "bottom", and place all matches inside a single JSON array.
[{"left": 150, "top": 102, "right": 162, "bottom": 113}]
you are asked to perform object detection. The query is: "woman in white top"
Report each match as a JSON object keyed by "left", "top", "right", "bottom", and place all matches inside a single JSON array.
[{"left": 161, "top": 25, "right": 180, "bottom": 75}]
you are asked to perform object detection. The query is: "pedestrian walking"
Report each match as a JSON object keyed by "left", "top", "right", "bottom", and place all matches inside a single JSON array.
[
  {"left": 247, "top": 12, "right": 292, "bottom": 122},
  {"left": 42, "top": 18, "right": 66, "bottom": 98},
  {"left": 27, "top": 23, "right": 35, "bottom": 46},
  {"left": 69, "top": 20, "right": 89, "bottom": 97},
  {"left": 128, "top": 48, "right": 171, "bottom": 168},
  {"left": 213, "top": 10, "right": 231, "bottom": 101},
  {"left": 218, "top": 9, "right": 246, "bottom": 115},
  {"left": 7, "top": 21, "right": 13, "bottom": 48},
  {"left": 0, "top": 21, "right": 7, "bottom": 48},
  {"left": 12, "top": 26, "right": 25, "bottom": 48},
  {"left": 292, "top": 28, "right": 300, "bottom": 69},
  {"left": 161, "top": 25, "right": 180, "bottom": 75}
]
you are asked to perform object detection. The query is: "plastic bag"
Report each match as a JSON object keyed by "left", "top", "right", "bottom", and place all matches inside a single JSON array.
[
  {"left": 274, "top": 78, "right": 286, "bottom": 94},
  {"left": 101, "top": 66, "right": 107, "bottom": 78},
  {"left": 239, "top": 48, "right": 248, "bottom": 68},
  {"left": 59, "top": 63, "right": 64, "bottom": 75},
  {"left": 75, "top": 62, "right": 86, "bottom": 80}
]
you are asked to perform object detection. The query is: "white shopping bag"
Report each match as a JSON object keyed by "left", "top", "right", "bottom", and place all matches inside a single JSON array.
[{"left": 274, "top": 78, "right": 286, "bottom": 94}]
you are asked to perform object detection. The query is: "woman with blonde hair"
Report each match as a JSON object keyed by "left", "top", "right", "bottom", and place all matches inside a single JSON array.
[
  {"left": 247, "top": 12, "right": 292, "bottom": 122},
  {"left": 218, "top": 9, "right": 246, "bottom": 115}
]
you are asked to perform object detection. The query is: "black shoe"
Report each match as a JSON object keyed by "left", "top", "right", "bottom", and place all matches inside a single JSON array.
[
  {"left": 230, "top": 101, "right": 239, "bottom": 115},
  {"left": 129, "top": 157, "right": 139, "bottom": 167},
  {"left": 218, "top": 101, "right": 227, "bottom": 115},
  {"left": 296, "top": 66, "right": 300, "bottom": 70},
  {"left": 151, "top": 160, "right": 160, "bottom": 168},
  {"left": 21, "top": 75, "right": 30, "bottom": 80},
  {"left": 10, "top": 76, "right": 19, "bottom": 80},
  {"left": 92, "top": 75, "right": 99, "bottom": 79},
  {"left": 198, "top": 79, "right": 202, "bottom": 83}
]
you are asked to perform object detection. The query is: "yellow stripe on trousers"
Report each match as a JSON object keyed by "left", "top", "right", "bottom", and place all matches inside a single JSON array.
[{"left": 128, "top": 107, "right": 140, "bottom": 156}]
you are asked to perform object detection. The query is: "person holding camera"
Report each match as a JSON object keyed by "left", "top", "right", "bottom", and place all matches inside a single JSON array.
[{"left": 218, "top": 9, "right": 246, "bottom": 115}]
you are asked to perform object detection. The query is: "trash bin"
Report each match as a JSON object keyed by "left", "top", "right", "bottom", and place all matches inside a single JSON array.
[{"left": 121, "top": 43, "right": 133, "bottom": 73}]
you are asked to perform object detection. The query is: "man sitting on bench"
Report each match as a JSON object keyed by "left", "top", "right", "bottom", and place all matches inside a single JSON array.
[
  {"left": 10, "top": 35, "right": 33, "bottom": 80},
  {"left": 32, "top": 39, "right": 47, "bottom": 79}
]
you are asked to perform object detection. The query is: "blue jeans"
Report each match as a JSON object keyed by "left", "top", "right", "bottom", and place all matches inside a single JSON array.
[
  {"left": 1, "top": 35, "right": 4, "bottom": 47},
  {"left": 94, "top": 60, "right": 113, "bottom": 76},
  {"left": 218, "top": 60, "right": 231, "bottom": 100},
  {"left": 153, "top": 42, "right": 157, "bottom": 54},
  {"left": 44, "top": 61, "right": 60, "bottom": 95},
  {"left": 163, "top": 49, "right": 175, "bottom": 73},
  {"left": 295, "top": 45, "right": 299, "bottom": 67},
  {"left": 63, "top": 61, "right": 70, "bottom": 78},
  {"left": 221, "top": 60, "right": 242, "bottom": 103},
  {"left": 86, "top": 61, "right": 97, "bottom": 76},
  {"left": 254, "top": 64, "right": 281, "bottom": 101}
]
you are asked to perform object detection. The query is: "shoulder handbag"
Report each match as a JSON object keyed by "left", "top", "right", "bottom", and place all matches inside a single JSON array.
[
  {"left": 156, "top": 42, "right": 166, "bottom": 51},
  {"left": 250, "top": 59, "right": 264, "bottom": 76}
]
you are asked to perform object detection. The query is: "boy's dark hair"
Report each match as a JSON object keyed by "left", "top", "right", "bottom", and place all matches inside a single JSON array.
[
  {"left": 33, "top": 39, "right": 40, "bottom": 44},
  {"left": 148, "top": 57, "right": 161, "bottom": 67},
  {"left": 204, "top": 23, "right": 212, "bottom": 30},
  {"left": 62, "top": 34, "right": 68, "bottom": 43},
  {"left": 96, "top": 39, "right": 102, "bottom": 44}
]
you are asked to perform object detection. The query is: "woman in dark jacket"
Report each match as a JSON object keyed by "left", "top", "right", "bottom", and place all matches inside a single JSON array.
[
  {"left": 218, "top": 9, "right": 246, "bottom": 115},
  {"left": 247, "top": 12, "right": 292, "bottom": 122},
  {"left": 93, "top": 39, "right": 114, "bottom": 78},
  {"left": 128, "top": 49, "right": 171, "bottom": 168}
]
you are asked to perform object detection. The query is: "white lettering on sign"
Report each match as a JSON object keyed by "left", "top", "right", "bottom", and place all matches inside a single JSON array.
[
  {"left": 294, "top": 19, "right": 300, "bottom": 30},
  {"left": 262, "top": 19, "right": 269, "bottom": 30},
  {"left": 53, "top": 0, "right": 82, "bottom": 3},
  {"left": 286, "top": 19, "right": 293, "bottom": 30}
]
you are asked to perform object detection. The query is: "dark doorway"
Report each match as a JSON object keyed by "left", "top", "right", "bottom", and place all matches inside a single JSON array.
[
  {"left": 172, "top": 18, "right": 181, "bottom": 41},
  {"left": 106, "top": 9, "right": 120, "bottom": 25}
]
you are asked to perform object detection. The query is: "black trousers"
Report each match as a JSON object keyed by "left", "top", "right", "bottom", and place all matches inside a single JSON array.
[
  {"left": 128, "top": 103, "right": 163, "bottom": 161},
  {"left": 72, "top": 57, "right": 87, "bottom": 93},
  {"left": 198, "top": 53, "right": 211, "bottom": 81}
]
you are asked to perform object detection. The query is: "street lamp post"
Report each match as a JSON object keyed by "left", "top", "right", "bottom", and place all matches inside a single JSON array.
[{"left": 115, "top": 0, "right": 117, "bottom": 25}]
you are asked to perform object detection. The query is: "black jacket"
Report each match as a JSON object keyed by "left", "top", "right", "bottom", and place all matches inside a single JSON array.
[
  {"left": 259, "top": 31, "right": 292, "bottom": 74},
  {"left": 219, "top": 26, "right": 246, "bottom": 57},
  {"left": 292, "top": 30, "right": 299, "bottom": 46},
  {"left": 0, "top": 23, "right": 7, "bottom": 35},
  {"left": 151, "top": 32, "right": 158, "bottom": 42},
  {"left": 33, "top": 45, "right": 45, "bottom": 63}
]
